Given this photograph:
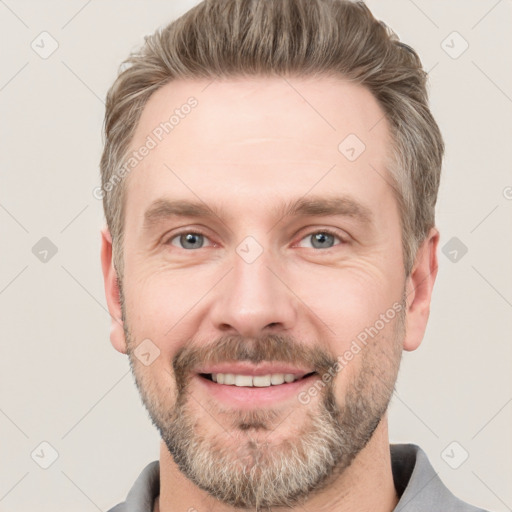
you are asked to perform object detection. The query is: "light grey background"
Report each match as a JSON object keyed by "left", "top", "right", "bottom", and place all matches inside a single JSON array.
[{"left": 1, "top": 1, "right": 511, "bottom": 511}]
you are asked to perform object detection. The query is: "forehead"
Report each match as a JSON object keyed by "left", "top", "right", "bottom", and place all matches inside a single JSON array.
[{"left": 123, "top": 75, "right": 395, "bottom": 228}]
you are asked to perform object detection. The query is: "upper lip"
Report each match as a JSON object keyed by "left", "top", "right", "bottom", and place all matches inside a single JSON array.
[{"left": 194, "top": 362, "right": 315, "bottom": 378}]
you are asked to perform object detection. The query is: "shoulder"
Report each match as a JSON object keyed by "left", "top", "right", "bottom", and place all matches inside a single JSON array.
[
  {"left": 391, "top": 444, "right": 492, "bottom": 512},
  {"left": 106, "top": 460, "right": 160, "bottom": 512}
]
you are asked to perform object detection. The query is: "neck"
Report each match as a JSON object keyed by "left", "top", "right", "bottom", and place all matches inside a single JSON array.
[{"left": 155, "top": 415, "right": 398, "bottom": 512}]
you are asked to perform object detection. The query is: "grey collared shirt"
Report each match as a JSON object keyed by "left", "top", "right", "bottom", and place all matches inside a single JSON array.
[{"left": 107, "top": 444, "right": 491, "bottom": 511}]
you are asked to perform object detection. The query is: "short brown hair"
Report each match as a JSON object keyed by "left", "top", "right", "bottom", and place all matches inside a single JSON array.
[{"left": 100, "top": 0, "right": 444, "bottom": 278}]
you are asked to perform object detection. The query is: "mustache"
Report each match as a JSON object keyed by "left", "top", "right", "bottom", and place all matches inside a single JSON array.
[{"left": 172, "top": 333, "right": 338, "bottom": 391}]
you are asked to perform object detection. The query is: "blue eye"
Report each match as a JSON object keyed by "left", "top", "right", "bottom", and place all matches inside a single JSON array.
[
  {"left": 297, "top": 230, "right": 343, "bottom": 250},
  {"left": 311, "top": 232, "right": 336, "bottom": 249},
  {"left": 165, "top": 228, "right": 344, "bottom": 251},
  {"left": 169, "top": 232, "right": 209, "bottom": 250}
]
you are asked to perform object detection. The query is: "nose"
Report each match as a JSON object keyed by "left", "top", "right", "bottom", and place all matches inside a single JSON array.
[{"left": 209, "top": 246, "right": 298, "bottom": 338}]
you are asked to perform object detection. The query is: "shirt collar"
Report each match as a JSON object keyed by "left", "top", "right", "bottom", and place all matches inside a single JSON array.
[{"left": 112, "top": 443, "right": 483, "bottom": 511}]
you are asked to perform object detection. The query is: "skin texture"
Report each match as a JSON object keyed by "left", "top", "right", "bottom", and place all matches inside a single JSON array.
[{"left": 101, "top": 76, "right": 439, "bottom": 512}]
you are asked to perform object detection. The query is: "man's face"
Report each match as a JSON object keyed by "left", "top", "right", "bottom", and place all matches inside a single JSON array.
[{"left": 118, "top": 76, "right": 407, "bottom": 508}]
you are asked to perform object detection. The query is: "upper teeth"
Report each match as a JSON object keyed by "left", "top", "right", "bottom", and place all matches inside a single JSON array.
[{"left": 212, "top": 373, "right": 299, "bottom": 387}]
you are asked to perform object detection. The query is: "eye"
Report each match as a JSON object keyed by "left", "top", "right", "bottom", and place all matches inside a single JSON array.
[
  {"left": 296, "top": 229, "right": 345, "bottom": 250},
  {"left": 166, "top": 231, "right": 214, "bottom": 250},
  {"left": 164, "top": 228, "right": 346, "bottom": 251}
]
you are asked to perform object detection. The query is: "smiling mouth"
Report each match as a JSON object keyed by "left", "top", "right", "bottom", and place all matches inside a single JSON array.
[{"left": 199, "top": 371, "right": 317, "bottom": 387}]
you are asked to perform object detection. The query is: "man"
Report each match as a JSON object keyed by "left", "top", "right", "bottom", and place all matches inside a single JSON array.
[{"left": 99, "top": 1, "right": 490, "bottom": 511}]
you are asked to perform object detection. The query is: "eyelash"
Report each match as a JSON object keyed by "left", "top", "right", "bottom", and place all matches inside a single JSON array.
[
  {"left": 295, "top": 228, "right": 347, "bottom": 249},
  {"left": 164, "top": 228, "right": 347, "bottom": 251}
]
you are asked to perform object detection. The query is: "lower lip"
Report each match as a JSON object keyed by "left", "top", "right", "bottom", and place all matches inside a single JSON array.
[{"left": 194, "top": 373, "right": 319, "bottom": 408}]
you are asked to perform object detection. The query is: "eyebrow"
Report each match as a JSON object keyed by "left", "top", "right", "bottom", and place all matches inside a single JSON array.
[{"left": 142, "top": 194, "right": 374, "bottom": 232}]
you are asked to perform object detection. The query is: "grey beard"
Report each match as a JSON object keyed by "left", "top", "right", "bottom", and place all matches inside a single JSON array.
[
  {"left": 125, "top": 298, "right": 404, "bottom": 510},
  {"left": 150, "top": 360, "right": 395, "bottom": 510}
]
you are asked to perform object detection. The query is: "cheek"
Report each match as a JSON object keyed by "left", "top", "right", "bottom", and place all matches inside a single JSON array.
[
  {"left": 125, "top": 269, "right": 185, "bottom": 330},
  {"left": 122, "top": 268, "right": 215, "bottom": 355},
  {"left": 287, "top": 261, "right": 395, "bottom": 336},
  {"left": 122, "top": 274, "right": 171, "bottom": 348},
  {"left": 132, "top": 357, "right": 179, "bottom": 413},
  {"left": 328, "top": 312, "right": 403, "bottom": 403}
]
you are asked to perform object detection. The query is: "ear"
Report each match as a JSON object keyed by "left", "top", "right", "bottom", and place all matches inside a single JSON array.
[
  {"left": 403, "top": 227, "right": 440, "bottom": 352},
  {"left": 100, "top": 226, "right": 127, "bottom": 354}
]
